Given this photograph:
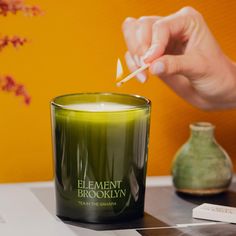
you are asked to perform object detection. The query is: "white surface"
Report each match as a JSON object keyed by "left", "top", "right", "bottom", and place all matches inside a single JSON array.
[
  {"left": 146, "top": 176, "right": 172, "bottom": 187},
  {"left": 0, "top": 186, "right": 76, "bottom": 236},
  {"left": 0, "top": 176, "right": 233, "bottom": 236},
  {"left": 0, "top": 176, "right": 170, "bottom": 236},
  {"left": 193, "top": 203, "right": 236, "bottom": 224}
]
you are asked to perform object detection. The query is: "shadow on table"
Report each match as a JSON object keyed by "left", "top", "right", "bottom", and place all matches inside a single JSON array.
[
  {"left": 62, "top": 212, "right": 168, "bottom": 231},
  {"left": 176, "top": 182, "right": 236, "bottom": 207}
]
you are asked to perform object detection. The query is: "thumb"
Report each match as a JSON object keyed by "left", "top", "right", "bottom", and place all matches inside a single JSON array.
[{"left": 149, "top": 54, "right": 205, "bottom": 79}]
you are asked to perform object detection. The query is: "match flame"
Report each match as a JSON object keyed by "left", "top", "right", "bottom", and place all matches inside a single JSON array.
[{"left": 116, "top": 58, "right": 123, "bottom": 80}]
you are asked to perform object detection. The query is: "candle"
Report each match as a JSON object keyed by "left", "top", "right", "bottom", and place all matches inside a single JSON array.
[
  {"left": 51, "top": 93, "right": 151, "bottom": 223},
  {"left": 65, "top": 102, "right": 135, "bottom": 111}
]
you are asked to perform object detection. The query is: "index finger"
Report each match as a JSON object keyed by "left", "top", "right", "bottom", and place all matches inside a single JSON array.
[
  {"left": 143, "top": 7, "right": 200, "bottom": 63},
  {"left": 122, "top": 17, "right": 138, "bottom": 55}
]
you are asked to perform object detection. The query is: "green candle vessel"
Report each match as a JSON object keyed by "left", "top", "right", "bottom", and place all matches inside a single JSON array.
[{"left": 51, "top": 93, "right": 151, "bottom": 223}]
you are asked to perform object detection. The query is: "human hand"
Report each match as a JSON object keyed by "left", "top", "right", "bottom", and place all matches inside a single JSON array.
[{"left": 122, "top": 7, "right": 236, "bottom": 110}]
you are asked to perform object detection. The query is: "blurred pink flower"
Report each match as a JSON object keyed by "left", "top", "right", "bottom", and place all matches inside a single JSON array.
[
  {"left": 0, "top": 0, "right": 41, "bottom": 105},
  {"left": 0, "top": 0, "right": 42, "bottom": 16},
  {"left": 0, "top": 35, "right": 27, "bottom": 51},
  {"left": 0, "top": 75, "right": 31, "bottom": 104}
]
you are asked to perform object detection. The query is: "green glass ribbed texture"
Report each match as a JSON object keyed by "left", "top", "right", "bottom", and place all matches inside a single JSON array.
[{"left": 51, "top": 93, "right": 151, "bottom": 223}]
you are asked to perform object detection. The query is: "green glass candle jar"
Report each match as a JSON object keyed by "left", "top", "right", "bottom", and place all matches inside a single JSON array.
[{"left": 51, "top": 93, "right": 151, "bottom": 223}]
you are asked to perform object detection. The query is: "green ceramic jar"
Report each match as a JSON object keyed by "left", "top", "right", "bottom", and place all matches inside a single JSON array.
[{"left": 172, "top": 122, "right": 233, "bottom": 195}]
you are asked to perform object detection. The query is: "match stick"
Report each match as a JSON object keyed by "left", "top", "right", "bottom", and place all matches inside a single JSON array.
[{"left": 116, "top": 63, "right": 150, "bottom": 87}]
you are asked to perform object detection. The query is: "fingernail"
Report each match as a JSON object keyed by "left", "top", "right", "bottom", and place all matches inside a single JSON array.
[
  {"left": 133, "top": 54, "right": 141, "bottom": 66},
  {"left": 143, "top": 44, "right": 158, "bottom": 61},
  {"left": 124, "top": 17, "right": 135, "bottom": 25},
  {"left": 136, "top": 73, "right": 147, "bottom": 83},
  {"left": 125, "top": 52, "right": 137, "bottom": 71},
  {"left": 123, "top": 17, "right": 134, "bottom": 29},
  {"left": 151, "top": 61, "right": 165, "bottom": 75},
  {"left": 140, "top": 56, "right": 147, "bottom": 66},
  {"left": 123, "top": 17, "right": 135, "bottom": 36}
]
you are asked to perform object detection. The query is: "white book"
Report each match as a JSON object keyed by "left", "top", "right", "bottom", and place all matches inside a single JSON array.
[{"left": 193, "top": 203, "right": 236, "bottom": 224}]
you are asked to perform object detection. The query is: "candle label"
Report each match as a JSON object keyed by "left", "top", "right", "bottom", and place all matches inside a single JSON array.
[{"left": 77, "top": 180, "right": 126, "bottom": 206}]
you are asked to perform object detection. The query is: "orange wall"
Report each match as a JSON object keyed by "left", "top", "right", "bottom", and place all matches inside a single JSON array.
[{"left": 0, "top": 0, "right": 236, "bottom": 182}]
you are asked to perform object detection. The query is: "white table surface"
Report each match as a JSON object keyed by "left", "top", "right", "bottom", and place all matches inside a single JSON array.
[
  {"left": 1, "top": 176, "right": 235, "bottom": 236},
  {"left": 0, "top": 176, "right": 172, "bottom": 236}
]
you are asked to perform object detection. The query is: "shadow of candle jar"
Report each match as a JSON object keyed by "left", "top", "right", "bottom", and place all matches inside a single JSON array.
[{"left": 172, "top": 122, "right": 233, "bottom": 196}]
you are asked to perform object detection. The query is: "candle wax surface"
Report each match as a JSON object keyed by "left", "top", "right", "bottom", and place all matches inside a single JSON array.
[{"left": 65, "top": 102, "right": 136, "bottom": 112}]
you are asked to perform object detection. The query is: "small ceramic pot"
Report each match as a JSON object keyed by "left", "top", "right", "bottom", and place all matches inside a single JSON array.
[{"left": 172, "top": 122, "right": 233, "bottom": 195}]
